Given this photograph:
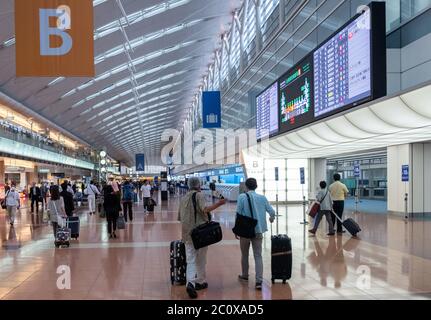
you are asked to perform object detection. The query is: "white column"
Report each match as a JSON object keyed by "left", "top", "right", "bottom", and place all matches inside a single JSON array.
[
  {"left": 308, "top": 158, "right": 327, "bottom": 199},
  {"left": 387, "top": 143, "right": 431, "bottom": 215}
]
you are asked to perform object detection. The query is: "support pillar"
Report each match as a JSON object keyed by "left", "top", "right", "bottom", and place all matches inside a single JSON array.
[
  {"left": 387, "top": 143, "right": 431, "bottom": 216},
  {"left": 308, "top": 158, "right": 327, "bottom": 199}
]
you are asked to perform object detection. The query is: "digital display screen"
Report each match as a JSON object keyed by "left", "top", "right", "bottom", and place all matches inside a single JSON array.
[
  {"left": 256, "top": 82, "right": 278, "bottom": 140},
  {"left": 279, "top": 56, "right": 314, "bottom": 133},
  {"left": 254, "top": 3, "right": 386, "bottom": 141},
  {"left": 314, "top": 9, "right": 371, "bottom": 118}
]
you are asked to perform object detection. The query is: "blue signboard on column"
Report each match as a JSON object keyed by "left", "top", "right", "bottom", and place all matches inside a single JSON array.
[
  {"left": 402, "top": 165, "right": 409, "bottom": 182},
  {"left": 135, "top": 154, "right": 145, "bottom": 172},
  {"left": 202, "top": 91, "right": 221, "bottom": 128},
  {"left": 300, "top": 167, "right": 305, "bottom": 185},
  {"left": 354, "top": 165, "right": 360, "bottom": 178}
]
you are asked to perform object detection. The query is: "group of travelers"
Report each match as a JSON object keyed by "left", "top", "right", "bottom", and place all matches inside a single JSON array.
[
  {"left": 308, "top": 174, "right": 349, "bottom": 236},
  {"left": 178, "top": 176, "right": 276, "bottom": 299},
  {"left": 177, "top": 173, "right": 349, "bottom": 299}
]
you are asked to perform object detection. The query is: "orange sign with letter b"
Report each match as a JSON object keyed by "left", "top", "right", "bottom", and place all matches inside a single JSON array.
[{"left": 15, "top": 0, "right": 94, "bottom": 77}]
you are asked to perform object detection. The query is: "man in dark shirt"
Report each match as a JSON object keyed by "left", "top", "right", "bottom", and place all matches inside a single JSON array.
[{"left": 29, "top": 182, "right": 41, "bottom": 213}]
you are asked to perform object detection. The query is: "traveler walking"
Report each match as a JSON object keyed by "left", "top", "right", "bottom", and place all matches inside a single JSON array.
[
  {"left": 29, "top": 182, "right": 41, "bottom": 213},
  {"left": 177, "top": 177, "right": 226, "bottom": 299},
  {"left": 236, "top": 178, "right": 275, "bottom": 290},
  {"left": 60, "top": 182, "right": 75, "bottom": 217},
  {"left": 140, "top": 180, "right": 152, "bottom": 213},
  {"left": 48, "top": 185, "right": 66, "bottom": 237},
  {"left": 84, "top": 180, "right": 100, "bottom": 215},
  {"left": 308, "top": 181, "right": 335, "bottom": 236},
  {"left": 122, "top": 180, "right": 134, "bottom": 222},
  {"left": 329, "top": 174, "right": 349, "bottom": 234},
  {"left": 104, "top": 185, "right": 121, "bottom": 239},
  {"left": 5, "top": 183, "right": 20, "bottom": 226}
]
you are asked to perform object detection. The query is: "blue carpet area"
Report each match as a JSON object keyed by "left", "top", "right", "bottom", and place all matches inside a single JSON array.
[{"left": 344, "top": 198, "right": 387, "bottom": 214}]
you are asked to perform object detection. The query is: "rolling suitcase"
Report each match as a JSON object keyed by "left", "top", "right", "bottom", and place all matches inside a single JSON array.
[
  {"left": 333, "top": 212, "right": 361, "bottom": 237},
  {"left": 271, "top": 196, "right": 292, "bottom": 284},
  {"left": 55, "top": 218, "right": 71, "bottom": 248},
  {"left": 66, "top": 216, "right": 80, "bottom": 240},
  {"left": 170, "top": 240, "right": 186, "bottom": 285}
]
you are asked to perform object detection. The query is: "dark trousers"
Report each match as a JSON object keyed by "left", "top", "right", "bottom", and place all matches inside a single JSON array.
[
  {"left": 31, "top": 197, "right": 40, "bottom": 213},
  {"left": 123, "top": 201, "right": 133, "bottom": 221},
  {"left": 143, "top": 197, "right": 150, "bottom": 210},
  {"left": 332, "top": 201, "right": 345, "bottom": 232},
  {"left": 107, "top": 217, "right": 118, "bottom": 234}
]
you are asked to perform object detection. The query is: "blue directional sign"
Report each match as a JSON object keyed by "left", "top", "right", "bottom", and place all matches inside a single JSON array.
[
  {"left": 135, "top": 154, "right": 145, "bottom": 172},
  {"left": 202, "top": 91, "right": 221, "bottom": 128},
  {"left": 300, "top": 167, "right": 305, "bottom": 185},
  {"left": 402, "top": 165, "right": 409, "bottom": 182},
  {"left": 354, "top": 165, "right": 360, "bottom": 178}
]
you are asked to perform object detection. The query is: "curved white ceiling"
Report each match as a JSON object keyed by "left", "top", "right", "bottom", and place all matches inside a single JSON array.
[
  {"left": 247, "top": 83, "right": 431, "bottom": 160},
  {"left": 0, "top": 0, "right": 242, "bottom": 166}
]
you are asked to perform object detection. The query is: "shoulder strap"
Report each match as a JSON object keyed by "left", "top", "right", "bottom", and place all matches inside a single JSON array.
[
  {"left": 321, "top": 189, "right": 329, "bottom": 202},
  {"left": 52, "top": 201, "right": 58, "bottom": 215},
  {"left": 245, "top": 192, "right": 254, "bottom": 219},
  {"left": 192, "top": 192, "right": 197, "bottom": 223}
]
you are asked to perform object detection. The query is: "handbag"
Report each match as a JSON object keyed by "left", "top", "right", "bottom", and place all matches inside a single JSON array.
[
  {"left": 1, "top": 190, "right": 9, "bottom": 209},
  {"left": 116, "top": 215, "right": 126, "bottom": 230},
  {"left": 307, "top": 190, "right": 329, "bottom": 218},
  {"left": 190, "top": 192, "right": 223, "bottom": 250},
  {"left": 232, "top": 193, "right": 258, "bottom": 239}
]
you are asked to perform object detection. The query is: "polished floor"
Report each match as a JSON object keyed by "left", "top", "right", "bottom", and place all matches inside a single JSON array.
[{"left": 0, "top": 193, "right": 431, "bottom": 300}]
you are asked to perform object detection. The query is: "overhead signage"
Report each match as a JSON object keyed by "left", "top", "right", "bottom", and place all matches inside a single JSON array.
[
  {"left": 202, "top": 91, "right": 221, "bottom": 128},
  {"left": 135, "top": 154, "right": 145, "bottom": 172},
  {"left": 15, "top": 0, "right": 95, "bottom": 77}
]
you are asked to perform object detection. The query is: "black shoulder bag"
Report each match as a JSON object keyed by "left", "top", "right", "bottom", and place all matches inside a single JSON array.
[
  {"left": 190, "top": 192, "right": 223, "bottom": 250},
  {"left": 232, "top": 192, "right": 258, "bottom": 239}
]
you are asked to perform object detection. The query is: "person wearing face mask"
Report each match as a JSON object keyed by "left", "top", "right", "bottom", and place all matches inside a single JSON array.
[{"left": 5, "top": 183, "right": 20, "bottom": 227}]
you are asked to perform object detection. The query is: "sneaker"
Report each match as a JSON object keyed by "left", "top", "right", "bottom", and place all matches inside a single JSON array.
[
  {"left": 308, "top": 229, "right": 316, "bottom": 235},
  {"left": 109, "top": 234, "right": 113, "bottom": 239},
  {"left": 195, "top": 282, "right": 208, "bottom": 291},
  {"left": 327, "top": 232, "right": 335, "bottom": 236},
  {"left": 238, "top": 275, "right": 249, "bottom": 282},
  {"left": 186, "top": 282, "right": 198, "bottom": 299},
  {"left": 113, "top": 233, "right": 117, "bottom": 238},
  {"left": 255, "top": 283, "right": 262, "bottom": 290},
  {"left": 337, "top": 230, "right": 346, "bottom": 234}
]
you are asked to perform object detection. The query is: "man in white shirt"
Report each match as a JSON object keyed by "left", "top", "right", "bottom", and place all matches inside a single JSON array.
[
  {"left": 5, "top": 184, "right": 20, "bottom": 226},
  {"left": 329, "top": 173, "right": 349, "bottom": 234},
  {"left": 140, "top": 180, "right": 152, "bottom": 213},
  {"left": 85, "top": 181, "right": 100, "bottom": 215}
]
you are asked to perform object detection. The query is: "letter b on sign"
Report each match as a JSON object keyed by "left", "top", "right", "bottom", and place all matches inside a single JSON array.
[
  {"left": 15, "top": 0, "right": 94, "bottom": 77},
  {"left": 39, "top": 8, "right": 73, "bottom": 56}
]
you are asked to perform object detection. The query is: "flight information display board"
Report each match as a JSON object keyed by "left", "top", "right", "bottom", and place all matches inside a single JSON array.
[
  {"left": 314, "top": 9, "right": 371, "bottom": 118},
  {"left": 254, "top": 2, "right": 386, "bottom": 140},
  {"left": 279, "top": 56, "right": 314, "bottom": 134},
  {"left": 256, "top": 82, "right": 278, "bottom": 140}
]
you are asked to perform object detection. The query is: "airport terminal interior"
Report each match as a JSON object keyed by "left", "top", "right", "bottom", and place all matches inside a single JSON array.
[{"left": 0, "top": 0, "right": 431, "bottom": 301}]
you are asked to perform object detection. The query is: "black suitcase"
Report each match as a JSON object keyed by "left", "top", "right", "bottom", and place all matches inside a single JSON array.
[
  {"left": 271, "top": 234, "right": 292, "bottom": 283},
  {"left": 334, "top": 212, "right": 361, "bottom": 237},
  {"left": 170, "top": 240, "right": 186, "bottom": 285},
  {"left": 271, "top": 199, "right": 292, "bottom": 283},
  {"left": 66, "top": 216, "right": 80, "bottom": 240}
]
